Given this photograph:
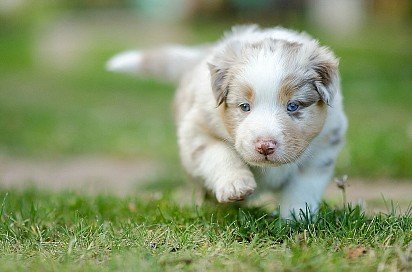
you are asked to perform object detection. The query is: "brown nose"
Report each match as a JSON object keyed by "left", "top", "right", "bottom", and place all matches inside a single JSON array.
[{"left": 255, "top": 139, "right": 277, "bottom": 156}]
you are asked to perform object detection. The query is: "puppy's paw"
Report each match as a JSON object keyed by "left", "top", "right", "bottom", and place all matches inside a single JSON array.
[{"left": 215, "top": 175, "right": 256, "bottom": 203}]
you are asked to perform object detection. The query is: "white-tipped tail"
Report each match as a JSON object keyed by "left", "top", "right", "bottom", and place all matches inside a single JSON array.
[
  {"left": 106, "top": 51, "right": 143, "bottom": 75},
  {"left": 106, "top": 45, "right": 209, "bottom": 83}
]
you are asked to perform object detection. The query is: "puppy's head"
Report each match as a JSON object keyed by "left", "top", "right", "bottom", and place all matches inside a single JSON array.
[{"left": 208, "top": 38, "right": 339, "bottom": 166}]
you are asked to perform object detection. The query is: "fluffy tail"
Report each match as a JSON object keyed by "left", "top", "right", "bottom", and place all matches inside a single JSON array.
[{"left": 106, "top": 45, "right": 209, "bottom": 83}]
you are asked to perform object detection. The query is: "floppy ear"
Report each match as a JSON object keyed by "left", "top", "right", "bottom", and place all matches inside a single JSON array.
[
  {"left": 311, "top": 46, "right": 339, "bottom": 106},
  {"left": 208, "top": 63, "right": 230, "bottom": 106},
  {"left": 208, "top": 41, "right": 242, "bottom": 106}
]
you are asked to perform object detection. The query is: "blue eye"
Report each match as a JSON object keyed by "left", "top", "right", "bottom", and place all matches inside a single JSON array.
[
  {"left": 287, "top": 102, "right": 299, "bottom": 112},
  {"left": 239, "top": 103, "right": 251, "bottom": 112}
]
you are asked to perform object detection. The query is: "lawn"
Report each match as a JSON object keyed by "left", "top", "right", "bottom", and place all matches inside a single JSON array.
[
  {"left": 0, "top": 5, "right": 411, "bottom": 272},
  {"left": 0, "top": 189, "right": 411, "bottom": 271}
]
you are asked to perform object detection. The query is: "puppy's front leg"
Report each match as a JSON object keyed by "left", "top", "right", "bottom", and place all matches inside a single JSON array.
[
  {"left": 279, "top": 165, "right": 334, "bottom": 219},
  {"left": 201, "top": 142, "right": 256, "bottom": 202},
  {"left": 180, "top": 130, "right": 256, "bottom": 203}
]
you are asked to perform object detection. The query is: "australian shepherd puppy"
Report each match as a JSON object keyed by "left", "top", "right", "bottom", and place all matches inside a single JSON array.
[{"left": 107, "top": 25, "right": 347, "bottom": 218}]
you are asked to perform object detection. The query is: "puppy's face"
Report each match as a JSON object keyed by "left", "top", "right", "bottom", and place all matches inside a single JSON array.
[{"left": 209, "top": 39, "right": 338, "bottom": 166}]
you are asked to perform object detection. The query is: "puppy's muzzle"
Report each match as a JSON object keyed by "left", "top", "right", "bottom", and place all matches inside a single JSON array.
[{"left": 255, "top": 139, "right": 277, "bottom": 156}]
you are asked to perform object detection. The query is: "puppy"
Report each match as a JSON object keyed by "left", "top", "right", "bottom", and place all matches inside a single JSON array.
[{"left": 107, "top": 25, "right": 347, "bottom": 218}]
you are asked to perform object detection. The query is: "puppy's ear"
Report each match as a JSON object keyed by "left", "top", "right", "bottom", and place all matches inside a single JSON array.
[
  {"left": 311, "top": 46, "right": 339, "bottom": 106},
  {"left": 208, "top": 41, "right": 242, "bottom": 106}
]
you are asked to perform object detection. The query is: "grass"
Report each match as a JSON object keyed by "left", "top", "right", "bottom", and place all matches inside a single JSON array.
[{"left": 0, "top": 188, "right": 411, "bottom": 271}]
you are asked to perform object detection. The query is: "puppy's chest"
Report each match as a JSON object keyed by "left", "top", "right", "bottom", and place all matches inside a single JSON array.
[{"left": 252, "top": 165, "right": 297, "bottom": 190}]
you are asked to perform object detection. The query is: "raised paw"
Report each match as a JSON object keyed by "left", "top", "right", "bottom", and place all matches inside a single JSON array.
[{"left": 215, "top": 175, "right": 256, "bottom": 203}]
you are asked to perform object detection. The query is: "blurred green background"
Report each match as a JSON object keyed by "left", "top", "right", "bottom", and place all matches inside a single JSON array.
[{"left": 0, "top": 0, "right": 411, "bottom": 180}]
